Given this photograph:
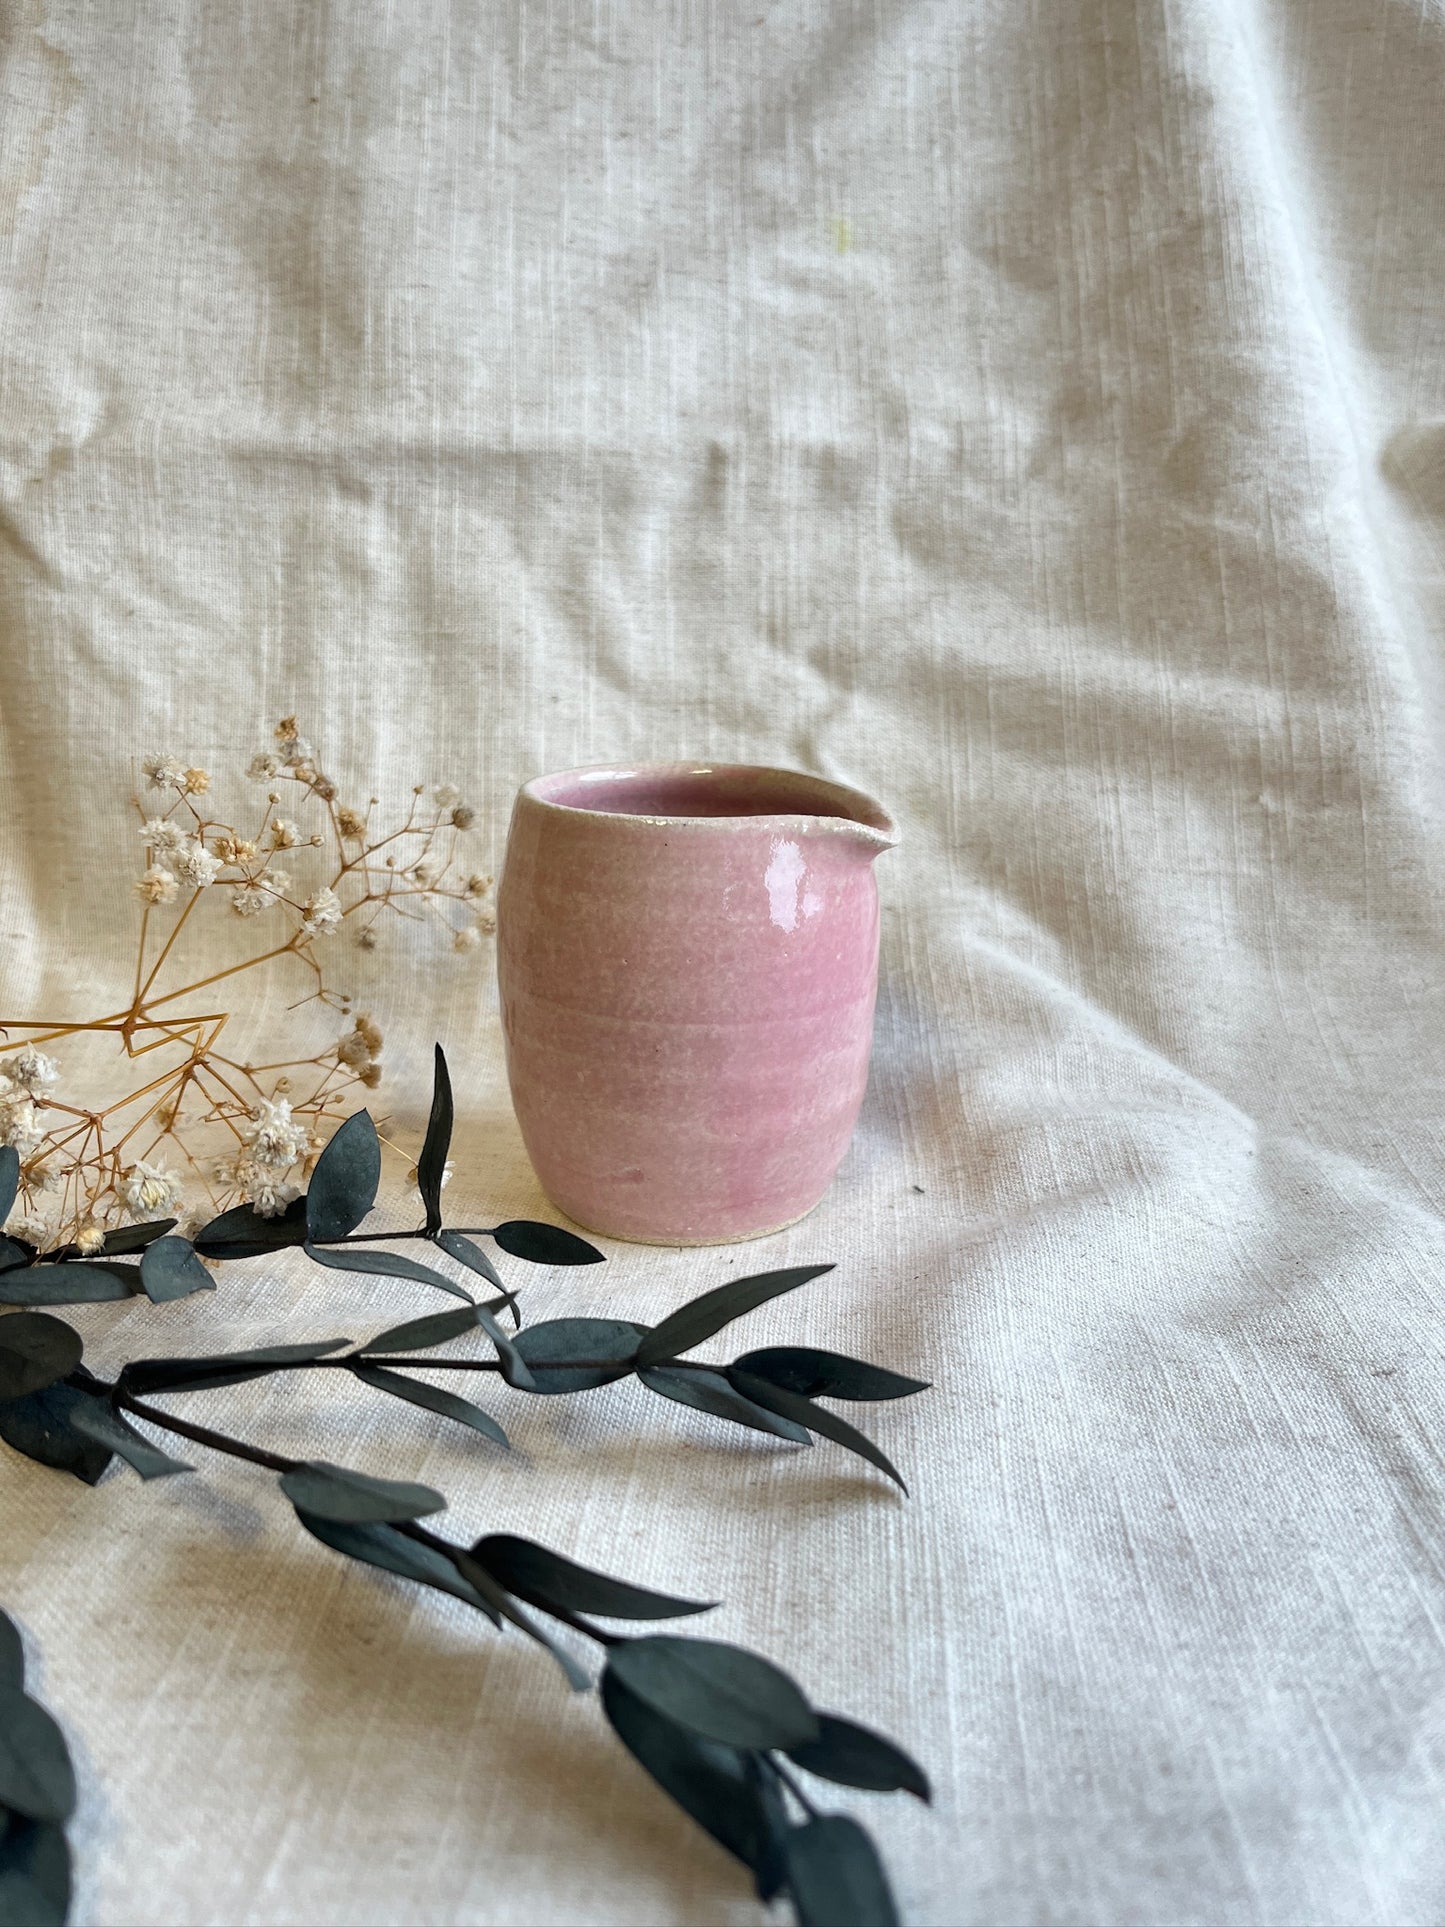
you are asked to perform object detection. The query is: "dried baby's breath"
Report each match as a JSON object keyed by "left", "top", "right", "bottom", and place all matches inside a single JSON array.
[{"left": 0, "top": 722, "right": 496, "bottom": 1251}]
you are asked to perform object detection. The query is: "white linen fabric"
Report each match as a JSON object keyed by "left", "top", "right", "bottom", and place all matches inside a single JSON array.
[{"left": 3, "top": 2, "right": 1445, "bottom": 1922}]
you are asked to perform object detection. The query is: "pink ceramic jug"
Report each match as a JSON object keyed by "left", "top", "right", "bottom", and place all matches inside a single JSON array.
[{"left": 496, "top": 763, "right": 898, "bottom": 1244}]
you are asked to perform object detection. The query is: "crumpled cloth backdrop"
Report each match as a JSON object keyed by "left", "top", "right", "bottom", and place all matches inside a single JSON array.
[{"left": 3, "top": 2, "right": 1445, "bottom": 1923}]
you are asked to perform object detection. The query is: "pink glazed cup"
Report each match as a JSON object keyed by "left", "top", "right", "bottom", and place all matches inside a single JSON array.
[{"left": 495, "top": 762, "right": 898, "bottom": 1245}]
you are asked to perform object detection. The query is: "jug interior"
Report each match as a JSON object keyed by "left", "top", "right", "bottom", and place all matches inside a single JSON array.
[{"left": 531, "top": 764, "right": 893, "bottom": 831}]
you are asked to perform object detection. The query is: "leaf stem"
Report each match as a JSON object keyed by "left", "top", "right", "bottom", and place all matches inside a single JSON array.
[
  {"left": 111, "top": 1388, "right": 300, "bottom": 1473},
  {"left": 767, "top": 1755, "right": 820, "bottom": 1820}
]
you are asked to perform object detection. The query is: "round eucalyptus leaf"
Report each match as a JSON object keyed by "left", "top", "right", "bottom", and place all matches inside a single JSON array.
[
  {"left": 0, "top": 1689, "right": 76, "bottom": 1824},
  {"left": 305, "top": 1110, "right": 381, "bottom": 1242},
  {"left": 139, "top": 1237, "right": 215, "bottom": 1304},
  {"left": 0, "top": 1816, "right": 71, "bottom": 1927},
  {"left": 782, "top": 1814, "right": 899, "bottom": 1927},
  {"left": 0, "top": 1315, "right": 83, "bottom": 1401}
]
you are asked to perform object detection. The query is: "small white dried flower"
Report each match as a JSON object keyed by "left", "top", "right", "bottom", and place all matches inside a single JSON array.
[
  {"left": 474, "top": 908, "right": 497, "bottom": 936},
  {"left": 451, "top": 805, "right": 475, "bottom": 830},
  {"left": 336, "top": 807, "right": 367, "bottom": 839},
  {"left": 0, "top": 1095, "right": 42, "bottom": 1156},
  {"left": 183, "top": 768, "right": 211, "bottom": 795},
  {"left": 463, "top": 873, "right": 493, "bottom": 899},
  {"left": 301, "top": 885, "right": 343, "bottom": 937},
  {"left": 135, "top": 865, "right": 179, "bottom": 906},
  {"left": 432, "top": 784, "right": 462, "bottom": 813},
  {"left": 75, "top": 1222, "right": 106, "bottom": 1255},
  {"left": 171, "top": 839, "right": 223, "bottom": 889},
  {"left": 142, "top": 753, "right": 187, "bottom": 791},
  {"left": 241, "top": 1096, "right": 312, "bottom": 1170},
  {"left": 355, "top": 926, "right": 378, "bottom": 950},
  {"left": 406, "top": 1158, "right": 453, "bottom": 1190},
  {"left": 25, "top": 1160, "right": 61, "bottom": 1193},
  {"left": 6, "top": 1213, "right": 48, "bottom": 1245},
  {"left": 230, "top": 886, "right": 266, "bottom": 918},
  {"left": 411, "top": 857, "right": 442, "bottom": 889},
  {"left": 118, "top": 1159, "right": 182, "bottom": 1217},
  {"left": 214, "top": 834, "right": 256, "bottom": 863},
  {"left": 7, "top": 1047, "right": 58, "bottom": 1095},
  {"left": 248, "top": 751, "right": 281, "bottom": 781},
  {"left": 269, "top": 818, "right": 300, "bottom": 850},
  {"left": 250, "top": 1175, "right": 304, "bottom": 1217},
  {"left": 260, "top": 868, "right": 292, "bottom": 898},
  {"left": 453, "top": 923, "right": 482, "bottom": 952},
  {"left": 139, "top": 817, "right": 188, "bottom": 853}
]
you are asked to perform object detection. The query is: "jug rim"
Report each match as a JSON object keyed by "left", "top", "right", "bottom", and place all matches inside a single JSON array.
[{"left": 518, "top": 760, "right": 898, "bottom": 846}]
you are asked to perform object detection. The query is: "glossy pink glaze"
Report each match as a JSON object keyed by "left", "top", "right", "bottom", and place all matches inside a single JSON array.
[{"left": 496, "top": 763, "right": 899, "bottom": 1244}]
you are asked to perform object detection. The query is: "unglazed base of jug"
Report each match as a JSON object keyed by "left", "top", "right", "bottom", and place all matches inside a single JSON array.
[{"left": 542, "top": 1195, "right": 824, "bottom": 1249}]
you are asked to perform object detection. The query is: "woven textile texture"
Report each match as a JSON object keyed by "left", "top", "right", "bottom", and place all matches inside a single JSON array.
[{"left": 3, "top": 1, "right": 1445, "bottom": 1922}]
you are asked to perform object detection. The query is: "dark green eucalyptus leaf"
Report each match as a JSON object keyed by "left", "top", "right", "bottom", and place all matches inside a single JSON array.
[
  {"left": 635, "top": 1266, "right": 834, "bottom": 1370},
  {"left": 350, "top": 1364, "right": 509, "bottom": 1447},
  {"left": 435, "top": 1230, "right": 505, "bottom": 1292},
  {"left": 604, "top": 1638, "right": 818, "bottom": 1751},
  {"left": 732, "top": 1346, "right": 930, "bottom": 1403},
  {"left": 0, "top": 1816, "right": 71, "bottom": 1927},
  {"left": 278, "top": 1460, "right": 446, "bottom": 1525},
  {"left": 0, "top": 1381, "right": 112, "bottom": 1483},
  {"left": 359, "top": 1305, "right": 485, "bottom": 1354},
  {"left": 0, "top": 1315, "right": 83, "bottom": 1401},
  {"left": 509, "top": 1318, "right": 646, "bottom": 1394},
  {"left": 194, "top": 1195, "right": 309, "bottom": 1259},
  {"left": 728, "top": 1372, "right": 908, "bottom": 1492},
  {"left": 786, "top": 1714, "right": 931, "bottom": 1802},
  {"left": 68, "top": 1401, "right": 192, "bottom": 1480},
  {"left": 418, "top": 1044, "right": 454, "bottom": 1235},
  {"left": 450, "top": 1550, "right": 591, "bottom": 1690},
  {"left": 0, "top": 1148, "right": 17, "bottom": 1227},
  {"left": 99, "top": 1218, "right": 177, "bottom": 1256},
  {"left": 783, "top": 1814, "right": 899, "bottom": 1927},
  {"left": 0, "top": 1237, "right": 32, "bottom": 1273},
  {"left": 119, "top": 1338, "right": 353, "bottom": 1398},
  {"left": 601, "top": 1670, "right": 789, "bottom": 1896},
  {"left": 303, "top": 1243, "right": 472, "bottom": 1302},
  {"left": 470, "top": 1534, "right": 714, "bottom": 1621},
  {"left": 0, "top": 1609, "right": 23, "bottom": 1692},
  {"left": 639, "top": 1365, "right": 813, "bottom": 1444},
  {"left": 491, "top": 1220, "right": 605, "bottom": 1266},
  {"left": 304, "top": 1110, "right": 381, "bottom": 1243},
  {"left": 0, "top": 1263, "right": 139, "bottom": 1306},
  {"left": 479, "top": 1305, "right": 535, "bottom": 1391},
  {"left": 0, "top": 1689, "right": 76, "bottom": 1823},
  {"left": 294, "top": 1509, "right": 501, "bottom": 1625},
  {"left": 139, "top": 1237, "right": 215, "bottom": 1304}
]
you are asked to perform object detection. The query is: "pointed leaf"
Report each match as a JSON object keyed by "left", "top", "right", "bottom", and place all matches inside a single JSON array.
[
  {"left": 278, "top": 1460, "right": 446, "bottom": 1524},
  {"left": 99, "top": 1219, "right": 177, "bottom": 1256},
  {"left": 0, "top": 1816, "right": 71, "bottom": 1927},
  {"left": 602, "top": 1671, "right": 789, "bottom": 1896},
  {"left": 305, "top": 1110, "right": 381, "bottom": 1242},
  {"left": 479, "top": 1304, "right": 535, "bottom": 1390},
  {"left": 470, "top": 1534, "right": 714, "bottom": 1621},
  {"left": 140, "top": 1237, "right": 215, "bottom": 1303},
  {"left": 636, "top": 1266, "right": 834, "bottom": 1369},
  {"left": 450, "top": 1550, "right": 591, "bottom": 1690},
  {"left": 418, "top": 1044, "right": 454, "bottom": 1234},
  {"left": 0, "top": 1236, "right": 33, "bottom": 1273},
  {"left": 0, "top": 1381, "right": 112, "bottom": 1483},
  {"left": 733, "top": 1347, "right": 929, "bottom": 1403},
  {"left": 194, "top": 1194, "right": 309, "bottom": 1259},
  {"left": 491, "top": 1220, "right": 605, "bottom": 1266},
  {"left": 605, "top": 1638, "right": 818, "bottom": 1750},
  {"left": 294, "top": 1510, "right": 502, "bottom": 1625},
  {"left": 729, "top": 1371, "right": 908, "bottom": 1492},
  {"left": 0, "top": 1263, "right": 139, "bottom": 1305},
  {"left": 510, "top": 1318, "right": 645, "bottom": 1394},
  {"left": 640, "top": 1366, "right": 812, "bottom": 1443},
  {"left": 0, "top": 1689, "right": 76, "bottom": 1823},
  {"left": 0, "top": 1147, "right": 17, "bottom": 1226},
  {"left": 786, "top": 1715, "right": 931, "bottom": 1801},
  {"left": 435, "top": 1229, "right": 505, "bottom": 1290},
  {"left": 359, "top": 1305, "right": 485, "bottom": 1354},
  {"left": 350, "top": 1364, "right": 509, "bottom": 1447},
  {"left": 68, "top": 1401, "right": 192, "bottom": 1480},
  {"left": 783, "top": 1814, "right": 899, "bottom": 1927},
  {"left": 120, "top": 1338, "right": 352, "bottom": 1397},
  {"left": 0, "top": 1609, "right": 23, "bottom": 1692},
  {"left": 0, "top": 1315, "right": 83, "bottom": 1401},
  {"left": 303, "top": 1243, "right": 471, "bottom": 1302}
]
